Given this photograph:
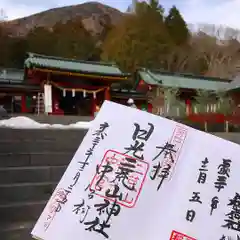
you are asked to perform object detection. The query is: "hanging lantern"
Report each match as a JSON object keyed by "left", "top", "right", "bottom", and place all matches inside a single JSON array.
[
  {"left": 83, "top": 90, "right": 86, "bottom": 98},
  {"left": 63, "top": 89, "right": 66, "bottom": 97},
  {"left": 72, "top": 89, "right": 75, "bottom": 97},
  {"left": 93, "top": 92, "right": 96, "bottom": 99}
]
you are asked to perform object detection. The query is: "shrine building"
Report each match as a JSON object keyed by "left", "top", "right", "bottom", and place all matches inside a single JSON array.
[
  {"left": 134, "top": 68, "right": 238, "bottom": 116},
  {"left": 0, "top": 52, "right": 240, "bottom": 118}
]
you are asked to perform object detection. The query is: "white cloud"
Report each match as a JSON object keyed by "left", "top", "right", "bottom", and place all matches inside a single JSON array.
[
  {"left": 1, "top": 0, "right": 46, "bottom": 20},
  {"left": 4, "top": 7, "right": 45, "bottom": 20},
  {"left": 180, "top": 0, "right": 240, "bottom": 29}
]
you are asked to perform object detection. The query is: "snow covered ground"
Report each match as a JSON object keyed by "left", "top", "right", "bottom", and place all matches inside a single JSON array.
[{"left": 0, "top": 116, "right": 91, "bottom": 129}]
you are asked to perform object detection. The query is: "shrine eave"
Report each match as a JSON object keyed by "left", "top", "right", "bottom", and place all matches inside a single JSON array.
[
  {"left": 24, "top": 52, "right": 130, "bottom": 80},
  {"left": 136, "top": 69, "right": 231, "bottom": 91},
  {"left": 111, "top": 89, "right": 147, "bottom": 100},
  {"left": 28, "top": 67, "right": 129, "bottom": 82},
  {"left": 0, "top": 82, "right": 40, "bottom": 92},
  {"left": 220, "top": 76, "right": 240, "bottom": 92},
  {"left": 150, "top": 69, "right": 231, "bottom": 83}
]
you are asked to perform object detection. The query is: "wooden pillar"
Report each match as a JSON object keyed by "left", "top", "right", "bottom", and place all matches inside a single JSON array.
[
  {"left": 21, "top": 95, "right": 27, "bottom": 113},
  {"left": 104, "top": 87, "right": 111, "bottom": 101}
]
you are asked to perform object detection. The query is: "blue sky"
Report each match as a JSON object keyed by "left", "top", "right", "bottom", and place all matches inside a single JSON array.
[{"left": 1, "top": 0, "right": 240, "bottom": 29}]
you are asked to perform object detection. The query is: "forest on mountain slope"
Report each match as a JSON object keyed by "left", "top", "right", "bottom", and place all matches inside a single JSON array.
[{"left": 0, "top": 0, "right": 240, "bottom": 79}]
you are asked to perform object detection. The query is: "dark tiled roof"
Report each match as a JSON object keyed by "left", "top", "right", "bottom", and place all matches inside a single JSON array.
[{"left": 0, "top": 68, "right": 24, "bottom": 83}]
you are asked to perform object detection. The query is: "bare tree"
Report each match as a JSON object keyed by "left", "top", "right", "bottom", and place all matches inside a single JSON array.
[
  {"left": 0, "top": 9, "right": 8, "bottom": 35},
  {"left": 148, "top": 87, "right": 165, "bottom": 114},
  {"left": 164, "top": 47, "right": 190, "bottom": 72},
  {"left": 191, "top": 24, "right": 240, "bottom": 79},
  {"left": 0, "top": 9, "right": 7, "bottom": 22},
  {"left": 215, "top": 90, "right": 234, "bottom": 115}
]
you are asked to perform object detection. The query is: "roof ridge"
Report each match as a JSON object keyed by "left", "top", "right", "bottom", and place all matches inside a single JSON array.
[
  {"left": 150, "top": 70, "right": 228, "bottom": 86},
  {"left": 139, "top": 69, "right": 229, "bottom": 91},
  {"left": 27, "top": 52, "right": 117, "bottom": 67},
  {"left": 147, "top": 68, "right": 231, "bottom": 82},
  {"left": 145, "top": 70, "right": 163, "bottom": 84}
]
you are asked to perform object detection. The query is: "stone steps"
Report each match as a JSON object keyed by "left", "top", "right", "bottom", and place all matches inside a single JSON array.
[
  {"left": 0, "top": 200, "right": 47, "bottom": 223},
  {"left": 0, "top": 128, "right": 87, "bottom": 239},
  {"left": 0, "top": 182, "right": 58, "bottom": 205},
  {"left": 0, "top": 221, "right": 34, "bottom": 240},
  {"left": 0, "top": 152, "right": 74, "bottom": 168},
  {"left": 0, "top": 141, "right": 80, "bottom": 153},
  {"left": 0, "top": 166, "right": 66, "bottom": 184}
]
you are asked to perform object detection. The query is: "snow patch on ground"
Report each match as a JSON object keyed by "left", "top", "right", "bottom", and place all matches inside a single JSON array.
[{"left": 0, "top": 116, "right": 91, "bottom": 129}]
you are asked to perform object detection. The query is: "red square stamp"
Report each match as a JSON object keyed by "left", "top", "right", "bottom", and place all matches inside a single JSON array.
[
  {"left": 89, "top": 150, "right": 149, "bottom": 208},
  {"left": 170, "top": 230, "right": 196, "bottom": 240}
]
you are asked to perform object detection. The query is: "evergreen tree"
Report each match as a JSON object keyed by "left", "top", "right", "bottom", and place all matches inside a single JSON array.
[
  {"left": 101, "top": 0, "right": 171, "bottom": 72},
  {"left": 0, "top": 25, "right": 12, "bottom": 67},
  {"left": 53, "top": 17, "right": 96, "bottom": 59},
  {"left": 148, "top": 0, "right": 164, "bottom": 15},
  {"left": 8, "top": 38, "right": 28, "bottom": 68},
  {"left": 26, "top": 27, "right": 56, "bottom": 55},
  {"left": 165, "top": 5, "right": 189, "bottom": 45}
]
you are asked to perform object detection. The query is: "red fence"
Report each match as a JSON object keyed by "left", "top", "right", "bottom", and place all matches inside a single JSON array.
[{"left": 188, "top": 113, "right": 240, "bottom": 124}]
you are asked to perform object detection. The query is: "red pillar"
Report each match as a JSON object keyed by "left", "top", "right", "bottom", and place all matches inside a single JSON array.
[
  {"left": 21, "top": 95, "right": 27, "bottom": 113},
  {"left": 147, "top": 103, "right": 153, "bottom": 113},
  {"left": 104, "top": 87, "right": 111, "bottom": 101},
  {"left": 186, "top": 99, "right": 191, "bottom": 115}
]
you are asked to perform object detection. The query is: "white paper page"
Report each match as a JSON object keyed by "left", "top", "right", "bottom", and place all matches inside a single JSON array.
[{"left": 32, "top": 100, "right": 240, "bottom": 240}]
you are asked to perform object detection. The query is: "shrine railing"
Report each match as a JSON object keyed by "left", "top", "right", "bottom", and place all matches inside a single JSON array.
[{"left": 155, "top": 103, "right": 240, "bottom": 132}]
